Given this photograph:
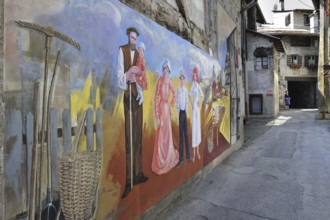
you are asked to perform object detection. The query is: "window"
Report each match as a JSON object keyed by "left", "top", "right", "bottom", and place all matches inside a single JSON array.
[
  {"left": 292, "top": 55, "right": 298, "bottom": 64},
  {"left": 255, "top": 56, "right": 269, "bottom": 70},
  {"left": 312, "top": 39, "right": 318, "bottom": 48},
  {"left": 285, "top": 14, "right": 291, "bottom": 26},
  {"left": 287, "top": 54, "right": 302, "bottom": 68},
  {"left": 309, "top": 56, "right": 315, "bottom": 65},
  {"left": 304, "top": 55, "right": 318, "bottom": 68},
  {"left": 290, "top": 36, "right": 311, "bottom": 47},
  {"left": 304, "top": 15, "right": 310, "bottom": 26},
  {"left": 249, "top": 94, "right": 263, "bottom": 115}
]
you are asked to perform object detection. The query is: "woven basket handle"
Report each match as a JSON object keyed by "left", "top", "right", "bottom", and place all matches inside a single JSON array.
[{"left": 73, "top": 111, "right": 87, "bottom": 153}]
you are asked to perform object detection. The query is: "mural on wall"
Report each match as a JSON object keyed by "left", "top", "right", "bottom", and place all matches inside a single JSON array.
[
  {"left": 151, "top": 58, "right": 179, "bottom": 176},
  {"left": 4, "top": 0, "right": 236, "bottom": 219},
  {"left": 116, "top": 26, "right": 149, "bottom": 200},
  {"left": 216, "top": 4, "right": 238, "bottom": 146}
]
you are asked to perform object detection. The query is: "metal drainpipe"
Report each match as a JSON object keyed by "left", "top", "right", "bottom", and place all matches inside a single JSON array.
[
  {"left": 324, "top": 3, "right": 329, "bottom": 112},
  {"left": 242, "top": 0, "right": 258, "bottom": 11}
]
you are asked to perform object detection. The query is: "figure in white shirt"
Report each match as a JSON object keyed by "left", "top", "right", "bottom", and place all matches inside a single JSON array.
[{"left": 176, "top": 70, "right": 191, "bottom": 168}]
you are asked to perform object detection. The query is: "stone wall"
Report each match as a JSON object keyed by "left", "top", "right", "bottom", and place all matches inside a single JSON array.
[{"left": 120, "top": 0, "right": 208, "bottom": 51}]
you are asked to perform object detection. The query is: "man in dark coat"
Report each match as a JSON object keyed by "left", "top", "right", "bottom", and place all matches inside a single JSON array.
[{"left": 117, "top": 27, "right": 148, "bottom": 199}]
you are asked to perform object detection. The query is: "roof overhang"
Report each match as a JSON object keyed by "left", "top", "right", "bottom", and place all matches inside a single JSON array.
[
  {"left": 256, "top": 4, "right": 267, "bottom": 24},
  {"left": 247, "top": 29, "right": 285, "bottom": 53},
  {"left": 272, "top": 9, "right": 314, "bottom": 13},
  {"left": 258, "top": 29, "right": 319, "bottom": 37}
]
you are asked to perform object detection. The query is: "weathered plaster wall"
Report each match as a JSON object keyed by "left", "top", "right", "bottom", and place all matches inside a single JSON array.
[
  {"left": 184, "top": 1, "right": 205, "bottom": 31},
  {"left": 274, "top": 48, "right": 280, "bottom": 116},
  {"left": 0, "top": 0, "right": 4, "bottom": 218},
  {"left": 246, "top": 33, "right": 276, "bottom": 117},
  {"left": 119, "top": 0, "right": 207, "bottom": 51},
  {"left": 279, "top": 36, "right": 318, "bottom": 77},
  {"left": 316, "top": 2, "right": 330, "bottom": 117},
  {"left": 293, "top": 11, "right": 311, "bottom": 30}
]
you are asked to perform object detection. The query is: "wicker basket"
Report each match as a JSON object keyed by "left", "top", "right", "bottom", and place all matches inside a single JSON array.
[{"left": 58, "top": 149, "right": 102, "bottom": 219}]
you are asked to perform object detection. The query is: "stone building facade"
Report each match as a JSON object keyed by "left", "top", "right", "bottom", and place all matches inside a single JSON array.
[
  {"left": 278, "top": 33, "right": 319, "bottom": 108},
  {"left": 258, "top": 6, "right": 319, "bottom": 110},
  {"left": 246, "top": 30, "right": 283, "bottom": 117}
]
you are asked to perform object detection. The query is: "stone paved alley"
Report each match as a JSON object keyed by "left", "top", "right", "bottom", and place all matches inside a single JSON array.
[{"left": 161, "top": 109, "right": 330, "bottom": 220}]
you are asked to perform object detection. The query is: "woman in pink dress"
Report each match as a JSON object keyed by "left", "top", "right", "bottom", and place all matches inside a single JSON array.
[{"left": 151, "top": 59, "right": 179, "bottom": 175}]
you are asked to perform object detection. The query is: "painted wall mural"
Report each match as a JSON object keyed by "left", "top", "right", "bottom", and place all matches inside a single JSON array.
[{"left": 4, "top": 0, "right": 235, "bottom": 219}]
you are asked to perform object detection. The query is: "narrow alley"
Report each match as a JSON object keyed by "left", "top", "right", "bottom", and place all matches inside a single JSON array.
[{"left": 161, "top": 109, "right": 330, "bottom": 220}]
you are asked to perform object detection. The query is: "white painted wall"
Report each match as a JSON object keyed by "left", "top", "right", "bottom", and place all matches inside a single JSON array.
[
  {"left": 273, "top": 10, "right": 313, "bottom": 30},
  {"left": 310, "top": 12, "right": 319, "bottom": 33},
  {"left": 293, "top": 11, "right": 311, "bottom": 30},
  {"left": 273, "top": 11, "right": 292, "bottom": 28}
]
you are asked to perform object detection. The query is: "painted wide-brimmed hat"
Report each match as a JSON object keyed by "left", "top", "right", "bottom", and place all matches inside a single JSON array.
[
  {"left": 126, "top": 26, "right": 139, "bottom": 36},
  {"left": 162, "top": 58, "right": 171, "bottom": 72},
  {"left": 193, "top": 67, "right": 198, "bottom": 74},
  {"left": 179, "top": 70, "right": 185, "bottom": 79},
  {"left": 193, "top": 66, "right": 199, "bottom": 82}
]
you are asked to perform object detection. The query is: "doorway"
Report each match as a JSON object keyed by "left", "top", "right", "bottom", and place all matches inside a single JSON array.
[{"left": 287, "top": 80, "right": 317, "bottom": 108}]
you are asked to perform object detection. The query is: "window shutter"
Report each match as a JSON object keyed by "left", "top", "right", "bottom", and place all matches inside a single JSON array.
[
  {"left": 262, "top": 57, "right": 269, "bottom": 69},
  {"left": 304, "top": 55, "right": 309, "bottom": 67},
  {"left": 298, "top": 55, "right": 302, "bottom": 65},
  {"left": 315, "top": 56, "right": 318, "bottom": 65},
  {"left": 287, "top": 55, "right": 292, "bottom": 65}
]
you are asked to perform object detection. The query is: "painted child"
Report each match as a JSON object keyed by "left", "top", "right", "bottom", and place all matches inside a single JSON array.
[
  {"left": 135, "top": 42, "right": 148, "bottom": 105},
  {"left": 176, "top": 70, "right": 191, "bottom": 168}
]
